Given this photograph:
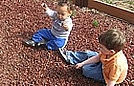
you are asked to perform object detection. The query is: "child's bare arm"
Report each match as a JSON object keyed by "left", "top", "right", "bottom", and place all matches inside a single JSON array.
[
  {"left": 75, "top": 55, "right": 100, "bottom": 69},
  {"left": 106, "top": 80, "right": 116, "bottom": 86},
  {"left": 41, "top": 3, "right": 49, "bottom": 11},
  {"left": 41, "top": 3, "right": 56, "bottom": 18}
]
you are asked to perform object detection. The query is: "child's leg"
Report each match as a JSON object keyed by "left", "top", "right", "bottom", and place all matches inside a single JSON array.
[
  {"left": 82, "top": 62, "right": 105, "bottom": 82},
  {"left": 60, "top": 50, "right": 105, "bottom": 82},
  {"left": 65, "top": 51, "right": 98, "bottom": 64},
  {"left": 32, "top": 28, "right": 53, "bottom": 42},
  {"left": 46, "top": 38, "right": 66, "bottom": 50}
]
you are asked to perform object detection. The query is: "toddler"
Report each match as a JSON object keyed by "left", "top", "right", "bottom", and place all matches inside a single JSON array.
[{"left": 24, "top": 0, "right": 73, "bottom": 50}]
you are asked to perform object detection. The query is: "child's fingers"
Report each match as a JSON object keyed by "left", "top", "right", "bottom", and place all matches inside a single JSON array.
[
  {"left": 41, "top": 3, "right": 47, "bottom": 8},
  {"left": 41, "top": 3, "right": 45, "bottom": 7},
  {"left": 63, "top": 24, "right": 67, "bottom": 28},
  {"left": 44, "top": 3, "right": 48, "bottom": 8},
  {"left": 62, "top": 22, "right": 68, "bottom": 28},
  {"left": 75, "top": 64, "right": 80, "bottom": 69}
]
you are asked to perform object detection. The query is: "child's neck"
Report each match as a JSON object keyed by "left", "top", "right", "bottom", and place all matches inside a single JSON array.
[{"left": 106, "top": 51, "right": 118, "bottom": 59}]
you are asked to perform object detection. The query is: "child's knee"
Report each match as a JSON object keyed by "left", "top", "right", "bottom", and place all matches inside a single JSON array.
[
  {"left": 82, "top": 65, "right": 97, "bottom": 77},
  {"left": 82, "top": 65, "right": 91, "bottom": 77},
  {"left": 46, "top": 43, "right": 59, "bottom": 50}
]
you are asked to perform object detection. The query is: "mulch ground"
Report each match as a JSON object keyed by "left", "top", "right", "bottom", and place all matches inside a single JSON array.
[{"left": 0, "top": 0, "right": 134, "bottom": 86}]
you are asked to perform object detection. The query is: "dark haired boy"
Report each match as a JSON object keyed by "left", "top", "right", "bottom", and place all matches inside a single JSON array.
[{"left": 60, "top": 29, "right": 128, "bottom": 86}]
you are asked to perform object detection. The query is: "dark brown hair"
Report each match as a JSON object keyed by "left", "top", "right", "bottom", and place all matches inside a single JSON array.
[
  {"left": 98, "top": 29, "right": 126, "bottom": 52},
  {"left": 57, "top": 0, "right": 74, "bottom": 13}
]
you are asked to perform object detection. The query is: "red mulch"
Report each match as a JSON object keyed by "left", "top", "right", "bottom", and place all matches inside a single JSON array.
[{"left": 0, "top": 0, "right": 134, "bottom": 86}]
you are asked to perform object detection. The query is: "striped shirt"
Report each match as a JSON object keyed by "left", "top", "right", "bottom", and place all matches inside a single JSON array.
[{"left": 46, "top": 8, "right": 73, "bottom": 39}]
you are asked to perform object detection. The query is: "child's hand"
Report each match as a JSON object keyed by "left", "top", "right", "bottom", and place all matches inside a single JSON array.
[
  {"left": 75, "top": 63, "right": 84, "bottom": 69},
  {"left": 41, "top": 3, "right": 46, "bottom": 8},
  {"left": 41, "top": 3, "right": 49, "bottom": 11},
  {"left": 62, "top": 22, "right": 69, "bottom": 31}
]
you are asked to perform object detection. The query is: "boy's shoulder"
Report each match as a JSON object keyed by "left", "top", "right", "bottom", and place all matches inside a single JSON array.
[
  {"left": 116, "top": 51, "right": 127, "bottom": 64},
  {"left": 100, "top": 50, "right": 127, "bottom": 65}
]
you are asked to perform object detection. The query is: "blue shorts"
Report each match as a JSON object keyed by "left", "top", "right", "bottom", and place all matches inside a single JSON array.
[
  {"left": 66, "top": 51, "right": 105, "bottom": 82},
  {"left": 32, "top": 28, "right": 66, "bottom": 50}
]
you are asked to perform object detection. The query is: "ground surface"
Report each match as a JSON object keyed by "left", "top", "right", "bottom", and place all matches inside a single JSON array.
[{"left": 0, "top": 0, "right": 134, "bottom": 86}]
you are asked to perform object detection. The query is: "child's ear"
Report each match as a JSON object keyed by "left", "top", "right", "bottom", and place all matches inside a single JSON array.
[
  {"left": 70, "top": 10, "right": 73, "bottom": 14},
  {"left": 67, "top": 8, "right": 72, "bottom": 15},
  {"left": 68, "top": 10, "right": 72, "bottom": 15},
  {"left": 110, "top": 50, "right": 116, "bottom": 55}
]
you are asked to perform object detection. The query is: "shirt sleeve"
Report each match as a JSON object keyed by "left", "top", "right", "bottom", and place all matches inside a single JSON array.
[
  {"left": 46, "top": 8, "right": 57, "bottom": 18},
  {"left": 64, "top": 20, "right": 73, "bottom": 31},
  {"left": 109, "top": 64, "right": 121, "bottom": 81}
]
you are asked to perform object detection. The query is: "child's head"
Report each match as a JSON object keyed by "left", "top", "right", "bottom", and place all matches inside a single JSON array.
[
  {"left": 98, "top": 29, "right": 126, "bottom": 54},
  {"left": 56, "top": 0, "right": 73, "bottom": 20}
]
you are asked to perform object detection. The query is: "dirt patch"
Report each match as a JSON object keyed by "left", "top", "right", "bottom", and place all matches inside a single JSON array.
[{"left": 0, "top": 0, "right": 134, "bottom": 86}]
